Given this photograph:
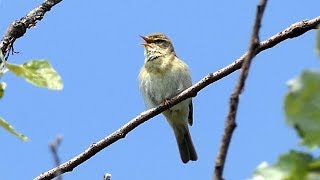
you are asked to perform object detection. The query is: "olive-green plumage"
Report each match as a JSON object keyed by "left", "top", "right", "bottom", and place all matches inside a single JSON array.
[{"left": 139, "top": 33, "right": 197, "bottom": 163}]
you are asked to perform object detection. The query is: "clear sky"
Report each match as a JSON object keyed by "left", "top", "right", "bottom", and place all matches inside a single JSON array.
[{"left": 1, "top": 0, "right": 319, "bottom": 179}]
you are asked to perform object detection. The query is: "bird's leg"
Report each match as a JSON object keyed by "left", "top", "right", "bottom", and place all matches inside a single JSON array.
[{"left": 163, "top": 99, "right": 172, "bottom": 111}]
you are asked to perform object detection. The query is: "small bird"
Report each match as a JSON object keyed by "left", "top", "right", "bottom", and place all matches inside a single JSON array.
[{"left": 138, "top": 33, "right": 197, "bottom": 163}]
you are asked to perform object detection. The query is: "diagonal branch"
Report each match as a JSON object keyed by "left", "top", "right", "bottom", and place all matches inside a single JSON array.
[
  {"left": 0, "top": 0, "right": 62, "bottom": 61},
  {"left": 214, "top": 0, "right": 268, "bottom": 180},
  {"left": 34, "top": 15, "right": 320, "bottom": 180}
]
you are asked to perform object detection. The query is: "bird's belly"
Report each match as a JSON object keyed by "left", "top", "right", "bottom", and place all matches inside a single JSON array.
[{"left": 145, "top": 72, "right": 181, "bottom": 106}]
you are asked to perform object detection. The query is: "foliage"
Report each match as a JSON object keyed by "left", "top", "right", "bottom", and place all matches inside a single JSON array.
[
  {"left": 285, "top": 70, "right": 320, "bottom": 147},
  {"left": 6, "top": 60, "right": 63, "bottom": 90},
  {"left": 253, "top": 151, "right": 320, "bottom": 180},
  {"left": 0, "top": 117, "right": 28, "bottom": 141},
  {"left": 0, "top": 52, "right": 63, "bottom": 141},
  {"left": 253, "top": 70, "right": 320, "bottom": 179}
]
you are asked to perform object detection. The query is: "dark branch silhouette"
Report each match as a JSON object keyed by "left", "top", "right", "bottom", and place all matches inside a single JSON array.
[
  {"left": 0, "top": 0, "right": 62, "bottom": 61},
  {"left": 214, "top": 0, "right": 268, "bottom": 179},
  {"left": 34, "top": 16, "right": 320, "bottom": 180}
]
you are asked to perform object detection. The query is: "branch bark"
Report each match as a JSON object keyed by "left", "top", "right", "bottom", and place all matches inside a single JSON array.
[
  {"left": 0, "top": 0, "right": 62, "bottom": 61},
  {"left": 214, "top": 0, "right": 268, "bottom": 179},
  {"left": 34, "top": 16, "right": 320, "bottom": 180},
  {"left": 1, "top": 0, "right": 318, "bottom": 179}
]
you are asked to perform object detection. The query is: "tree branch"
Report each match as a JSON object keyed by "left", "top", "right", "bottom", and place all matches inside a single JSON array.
[
  {"left": 0, "top": 0, "right": 62, "bottom": 61},
  {"left": 34, "top": 15, "right": 319, "bottom": 180},
  {"left": 214, "top": 0, "right": 267, "bottom": 180},
  {"left": 49, "top": 135, "right": 63, "bottom": 180}
]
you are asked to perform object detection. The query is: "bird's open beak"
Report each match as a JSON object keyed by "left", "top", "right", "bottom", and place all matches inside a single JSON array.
[
  {"left": 140, "top": 43, "right": 150, "bottom": 47},
  {"left": 140, "top": 35, "right": 152, "bottom": 47},
  {"left": 140, "top": 35, "right": 152, "bottom": 43}
]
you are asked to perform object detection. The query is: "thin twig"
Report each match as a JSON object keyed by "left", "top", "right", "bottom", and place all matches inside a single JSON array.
[
  {"left": 214, "top": 1, "right": 268, "bottom": 180},
  {"left": 34, "top": 16, "right": 319, "bottom": 180},
  {"left": 103, "top": 173, "right": 111, "bottom": 180},
  {"left": 49, "top": 135, "right": 63, "bottom": 180},
  {"left": 0, "top": 0, "right": 62, "bottom": 61}
]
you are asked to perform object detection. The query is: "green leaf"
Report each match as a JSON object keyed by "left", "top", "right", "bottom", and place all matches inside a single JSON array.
[
  {"left": 309, "top": 159, "right": 320, "bottom": 171},
  {"left": 6, "top": 60, "right": 63, "bottom": 90},
  {"left": 284, "top": 70, "right": 320, "bottom": 147},
  {"left": 252, "top": 151, "right": 320, "bottom": 180},
  {"left": 0, "top": 82, "right": 6, "bottom": 99},
  {"left": 0, "top": 117, "right": 28, "bottom": 141}
]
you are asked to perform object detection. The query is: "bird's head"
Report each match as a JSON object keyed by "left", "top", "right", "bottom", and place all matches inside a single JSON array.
[{"left": 140, "top": 33, "right": 175, "bottom": 62}]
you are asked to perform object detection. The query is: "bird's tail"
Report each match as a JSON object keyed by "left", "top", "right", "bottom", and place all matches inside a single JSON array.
[{"left": 173, "top": 125, "right": 198, "bottom": 163}]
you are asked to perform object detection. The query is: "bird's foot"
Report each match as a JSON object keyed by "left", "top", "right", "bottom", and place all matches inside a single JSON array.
[{"left": 163, "top": 99, "right": 172, "bottom": 109}]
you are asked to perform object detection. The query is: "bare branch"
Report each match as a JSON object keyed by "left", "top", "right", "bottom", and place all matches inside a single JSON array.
[
  {"left": 0, "top": 0, "right": 62, "bottom": 61},
  {"left": 103, "top": 173, "right": 112, "bottom": 180},
  {"left": 214, "top": 0, "right": 268, "bottom": 180},
  {"left": 2, "top": 0, "right": 317, "bottom": 179},
  {"left": 49, "top": 135, "right": 63, "bottom": 180},
  {"left": 34, "top": 16, "right": 320, "bottom": 180}
]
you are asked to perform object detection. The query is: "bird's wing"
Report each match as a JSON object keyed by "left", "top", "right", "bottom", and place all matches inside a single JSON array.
[{"left": 188, "top": 100, "right": 193, "bottom": 126}]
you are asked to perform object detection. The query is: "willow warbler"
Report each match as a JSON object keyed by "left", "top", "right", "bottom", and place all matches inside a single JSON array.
[{"left": 138, "top": 33, "right": 197, "bottom": 163}]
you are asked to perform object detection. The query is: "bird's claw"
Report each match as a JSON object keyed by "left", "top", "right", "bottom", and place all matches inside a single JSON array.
[{"left": 163, "top": 99, "right": 172, "bottom": 109}]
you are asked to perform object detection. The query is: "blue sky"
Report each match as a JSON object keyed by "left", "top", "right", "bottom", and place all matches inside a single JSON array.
[{"left": 0, "top": 0, "right": 319, "bottom": 179}]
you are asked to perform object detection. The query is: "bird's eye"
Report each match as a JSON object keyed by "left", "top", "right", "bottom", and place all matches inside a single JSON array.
[{"left": 154, "top": 39, "right": 166, "bottom": 43}]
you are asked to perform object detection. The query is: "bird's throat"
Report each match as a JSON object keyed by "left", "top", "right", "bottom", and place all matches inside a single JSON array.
[{"left": 144, "top": 54, "right": 174, "bottom": 75}]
